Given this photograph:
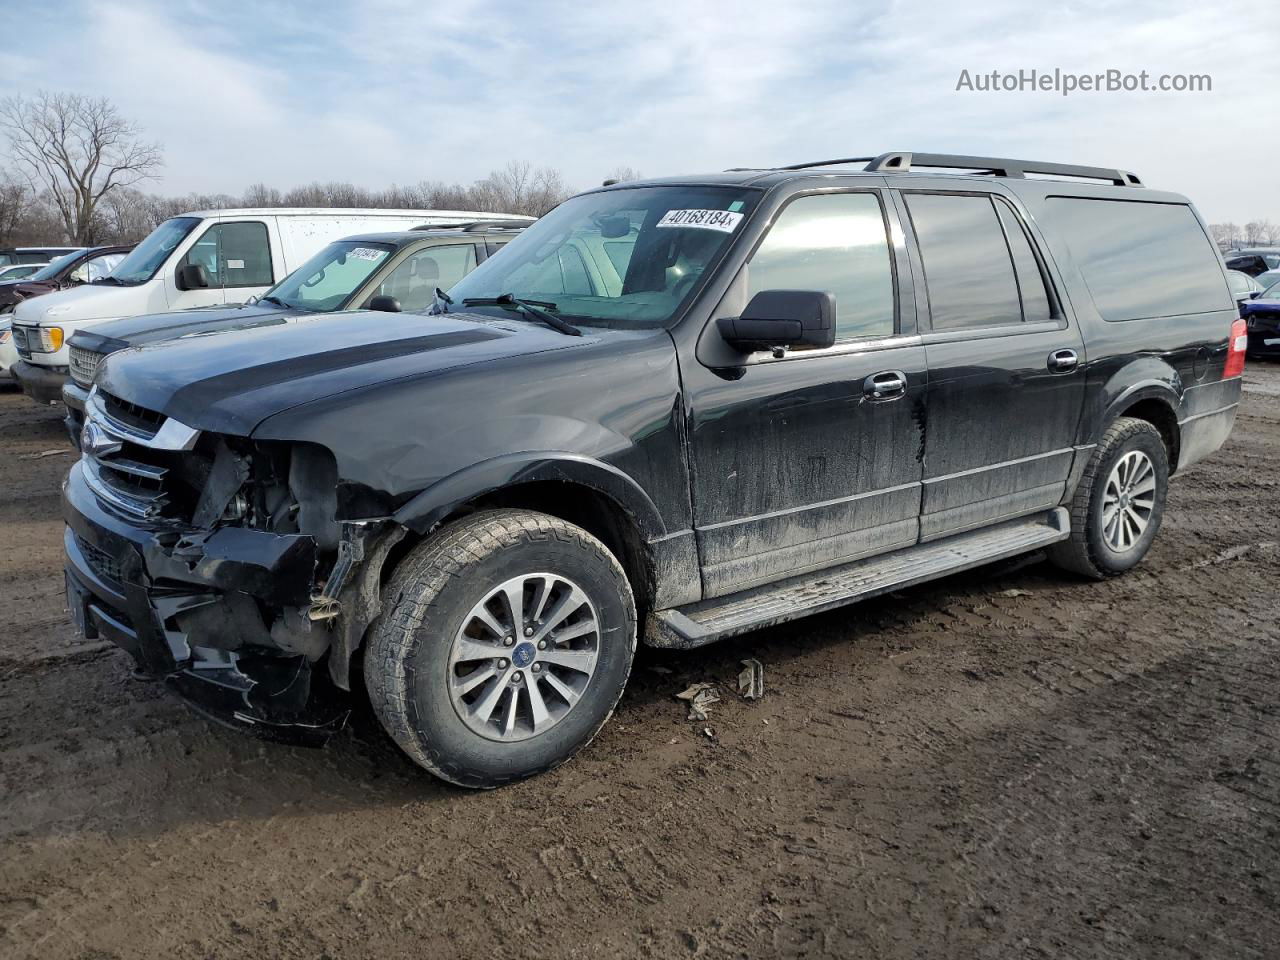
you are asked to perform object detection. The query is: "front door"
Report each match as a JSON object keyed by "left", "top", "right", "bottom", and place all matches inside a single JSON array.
[
  {"left": 687, "top": 189, "right": 927, "bottom": 598},
  {"left": 170, "top": 218, "right": 274, "bottom": 309},
  {"left": 898, "top": 188, "right": 1087, "bottom": 540}
]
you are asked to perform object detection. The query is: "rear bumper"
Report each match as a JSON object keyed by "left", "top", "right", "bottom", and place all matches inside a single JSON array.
[
  {"left": 12, "top": 359, "right": 68, "bottom": 403},
  {"left": 62, "top": 461, "right": 349, "bottom": 745}
]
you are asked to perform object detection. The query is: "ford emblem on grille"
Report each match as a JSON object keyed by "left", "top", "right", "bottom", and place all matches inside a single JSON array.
[{"left": 82, "top": 419, "right": 123, "bottom": 459}]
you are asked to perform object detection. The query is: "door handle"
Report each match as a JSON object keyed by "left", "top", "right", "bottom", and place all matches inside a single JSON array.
[
  {"left": 1047, "top": 349, "right": 1079, "bottom": 372},
  {"left": 863, "top": 370, "right": 907, "bottom": 400}
]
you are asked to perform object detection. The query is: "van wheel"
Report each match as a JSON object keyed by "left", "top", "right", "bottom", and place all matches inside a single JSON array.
[
  {"left": 365, "top": 509, "right": 636, "bottom": 789},
  {"left": 1049, "top": 417, "right": 1169, "bottom": 579}
]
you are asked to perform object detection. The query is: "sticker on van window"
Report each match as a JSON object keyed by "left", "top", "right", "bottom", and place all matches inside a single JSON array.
[
  {"left": 348, "top": 247, "right": 385, "bottom": 261},
  {"left": 227, "top": 259, "right": 245, "bottom": 269},
  {"left": 656, "top": 209, "right": 743, "bottom": 233}
]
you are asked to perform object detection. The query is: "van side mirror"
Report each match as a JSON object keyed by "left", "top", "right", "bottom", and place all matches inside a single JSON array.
[
  {"left": 175, "top": 263, "right": 211, "bottom": 290},
  {"left": 717, "top": 290, "right": 836, "bottom": 351},
  {"left": 368, "top": 295, "right": 402, "bottom": 313}
]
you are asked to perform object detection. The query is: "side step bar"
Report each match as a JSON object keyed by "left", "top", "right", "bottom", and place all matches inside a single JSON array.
[{"left": 650, "top": 508, "right": 1070, "bottom": 649}]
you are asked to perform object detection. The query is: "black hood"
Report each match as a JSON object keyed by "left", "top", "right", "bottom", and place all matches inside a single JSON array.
[
  {"left": 95, "top": 310, "right": 590, "bottom": 436},
  {"left": 70, "top": 302, "right": 301, "bottom": 353}
]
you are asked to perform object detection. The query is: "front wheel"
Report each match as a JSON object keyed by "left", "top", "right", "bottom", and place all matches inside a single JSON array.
[
  {"left": 365, "top": 509, "right": 636, "bottom": 788},
  {"left": 1049, "top": 416, "right": 1169, "bottom": 579}
]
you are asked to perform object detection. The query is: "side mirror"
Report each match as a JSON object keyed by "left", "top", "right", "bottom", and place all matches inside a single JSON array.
[
  {"left": 717, "top": 290, "right": 835, "bottom": 352},
  {"left": 368, "top": 295, "right": 402, "bottom": 313},
  {"left": 175, "top": 263, "right": 211, "bottom": 291}
]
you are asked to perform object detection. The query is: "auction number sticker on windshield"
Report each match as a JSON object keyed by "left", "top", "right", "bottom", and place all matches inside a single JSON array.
[
  {"left": 656, "top": 209, "right": 743, "bottom": 233},
  {"left": 348, "top": 247, "right": 385, "bottom": 261}
]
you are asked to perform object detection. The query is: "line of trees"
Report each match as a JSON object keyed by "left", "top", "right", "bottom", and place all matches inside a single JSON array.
[
  {"left": 1209, "top": 221, "right": 1280, "bottom": 251},
  {"left": 0, "top": 90, "right": 595, "bottom": 248}
]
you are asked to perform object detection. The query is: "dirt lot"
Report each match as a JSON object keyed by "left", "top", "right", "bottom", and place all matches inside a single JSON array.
[{"left": 1, "top": 368, "right": 1278, "bottom": 960}]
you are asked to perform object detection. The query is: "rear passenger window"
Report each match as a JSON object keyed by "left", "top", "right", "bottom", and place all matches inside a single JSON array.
[
  {"left": 746, "top": 192, "right": 895, "bottom": 340},
  {"left": 1047, "top": 197, "right": 1233, "bottom": 321},
  {"left": 905, "top": 193, "right": 1022, "bottom": 330},
  {"left": 995, "top": 199, "right": 1053, "bottom": 323}
]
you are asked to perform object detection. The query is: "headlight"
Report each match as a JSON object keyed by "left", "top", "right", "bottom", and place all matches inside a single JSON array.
[{"left": 39, "top": 327, "right": 64, "bottom": 352}]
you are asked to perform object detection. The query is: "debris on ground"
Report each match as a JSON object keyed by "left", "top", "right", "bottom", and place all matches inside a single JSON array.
[
  {"left": 21, "top": 449, "right": 69, "bottom": 460},
  {"left": 1186, "top": 542, "right": 1277, "bottom": 569},
  {"left": 676, "top": 682, "right": 720, "bottom": 721},
  {"left": 1001, "top": 588, "right": 1032, "bottom": 598},
  {"left": 738, "top": 658, "right": 764, "bottom": 700}
]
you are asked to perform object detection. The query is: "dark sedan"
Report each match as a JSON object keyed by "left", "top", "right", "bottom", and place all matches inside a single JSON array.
[
  {"left": 1242, "top": 283, "right": 1280, "bottom": 359},
  {"left": 0, "top": 245, "right": 133, "bottom": 315}
]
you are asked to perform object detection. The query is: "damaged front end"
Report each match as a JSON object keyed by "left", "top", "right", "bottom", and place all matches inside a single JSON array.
[{"left": 63, "top": 387, "right": 402, "bottom": 745}]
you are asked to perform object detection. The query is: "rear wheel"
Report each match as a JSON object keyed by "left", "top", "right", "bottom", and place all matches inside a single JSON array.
[
  {"left": 1049, "top": 416, "right": 1169, "bottom": 579},
  {"left": 365, "top": 509, "right": 636, "bottom": 788}
]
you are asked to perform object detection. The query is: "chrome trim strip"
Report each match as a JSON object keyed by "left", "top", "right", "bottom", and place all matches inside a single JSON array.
[
  {"left": 87, "top": 386, "right": 199, "bottom": 451},
  {"left": 696, "top": 480, "right": 920, "bottom": 532},
  {"left": 924, "top": 447, "right": 1074, "bottom": 485},
  {"left": 82, "top": 458, "right": 159, "bottom": 519}
]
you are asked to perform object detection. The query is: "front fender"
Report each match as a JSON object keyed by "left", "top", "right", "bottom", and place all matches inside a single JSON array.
[{"left": 392, "top": 451, "right": 669, "bottom": 541}]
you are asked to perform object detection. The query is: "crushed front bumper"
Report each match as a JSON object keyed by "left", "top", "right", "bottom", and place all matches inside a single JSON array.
[{"left": 62, "top": 461, "right": 350, "bottom": 745}]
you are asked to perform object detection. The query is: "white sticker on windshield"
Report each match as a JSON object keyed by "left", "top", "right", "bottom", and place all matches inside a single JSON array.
[
  {"left": 348, "top": 247, "right": 385, "bottom": 261},
  {"left": 656, "top": 209, "right": 743, "bottom": 233}
]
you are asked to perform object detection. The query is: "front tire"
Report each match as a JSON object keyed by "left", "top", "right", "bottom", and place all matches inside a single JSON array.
[
  {"left": 365, "top": 509, "right": 636, "bottom": 789},
  {"left": 1049, "top": 417, "right": 1169, "bottom": 579}
]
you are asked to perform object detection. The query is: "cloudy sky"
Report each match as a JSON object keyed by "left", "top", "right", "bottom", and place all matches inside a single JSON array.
[{"left": 4, "top": 0, "right": 1278, "bottom": 223}]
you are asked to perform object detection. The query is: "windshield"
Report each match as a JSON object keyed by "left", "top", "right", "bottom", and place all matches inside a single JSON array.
[
  {"left": 1264, "top": 280, "right": 1280, "bottom": 299},
  {"left": 109, "top": 217, "right": 201, "bottom": 285},
  {"left": 447, "top": 185, "right": 762, "bottom": 329},
  {"left": 1227, "top": 271, "right": 1255, "bottom": 295},
  {"left": 265, "top": 240, "right": 395, "bottom": 311},
  {"left": 28, "top": 250, "right": 85, "bottom": 282}
]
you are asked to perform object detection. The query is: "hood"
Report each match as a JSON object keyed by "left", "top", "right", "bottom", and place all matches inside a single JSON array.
[
  {"left": 0, "top": 278, "right": 57, "bottom": 309},
  {"left": 96, "top": 310, "right": 592, "bottom": 436},
  {"left": 12, "top": 282, "right": 142, "bottom": 324},
  {"left": 71, "top": 302, "right": 298, "bottom": 352}
]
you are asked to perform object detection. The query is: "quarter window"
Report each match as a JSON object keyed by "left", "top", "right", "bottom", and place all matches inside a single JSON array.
[
  {"left": 994, "top": 199, "right": 1053, "bottom": 323},
  {"left": 905, "top": 193, "right": 1022, "bottom": 330},
  {"left": 746, "top": 192, "right": 896, "bottom": 340}
]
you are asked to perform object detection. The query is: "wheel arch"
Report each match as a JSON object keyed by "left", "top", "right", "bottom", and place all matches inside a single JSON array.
[{"left": 1105, "top": 381, "right": 1182, "bottom": 472}]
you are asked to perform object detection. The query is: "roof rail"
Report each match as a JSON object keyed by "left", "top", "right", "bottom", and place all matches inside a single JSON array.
[
  {"left": 778, "top": 152, "right": 1143, "bottom": 187},
  {"left": 411, "top": 219, "right": 531, "bottom": 232}
]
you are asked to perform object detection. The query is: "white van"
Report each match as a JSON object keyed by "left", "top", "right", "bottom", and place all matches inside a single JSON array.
[{"left": 10, "top": 207, "right": 532, "bottom": 402}]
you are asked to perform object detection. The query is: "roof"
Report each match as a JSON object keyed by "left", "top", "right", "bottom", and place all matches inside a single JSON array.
[
  {"left": 169, "top": 207, "right": 535, "bottom": 221},
  {"left": 338, "top": 225, "right": 529, "bottom": 246}
]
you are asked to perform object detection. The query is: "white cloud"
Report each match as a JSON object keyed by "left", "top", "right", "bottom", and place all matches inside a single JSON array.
[{"left": 4, "top": 0, "right": 1278, "bottom": 222}]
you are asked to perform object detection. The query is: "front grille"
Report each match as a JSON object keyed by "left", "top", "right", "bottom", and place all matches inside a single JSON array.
[
  {"left": 69, "top": 345, "right": 103, "bottom": 387},
  {"left": 76, "top": 535, "right": 125, "bottom": 585},
  {"left": 83, "top": 391, "right": 209, "bottom": 523}
]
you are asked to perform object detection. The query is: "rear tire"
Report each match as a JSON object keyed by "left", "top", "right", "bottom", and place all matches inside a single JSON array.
[
  {"left": 1049, "top": 417, "right": 1169, "bottom": 579},
  {"left": 365, "top": 509, "right": 636, "bottom": 789}
]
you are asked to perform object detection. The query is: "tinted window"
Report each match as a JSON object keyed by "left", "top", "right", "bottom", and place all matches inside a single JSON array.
[
  {"left": 1046, "top": 198, "right": 1232, "bottom": 321},
  {"left": 379, "top": 243, "right": 477, "bottom": 313},
  {"left": 181, "top": 221, "right": 272, "bottom": 288},
  {"left": 995, "top": 199, "right": 1053, "bottom": 322},
  {"left": 906, "top": 193, "right": 1022, "bottom": 330},
  {"left": 746, "top": 192, "right": 895, "bottom": 340}
]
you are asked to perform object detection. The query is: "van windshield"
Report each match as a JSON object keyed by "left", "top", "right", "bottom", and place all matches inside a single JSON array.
[
  {"left": 107, "top": 217, "right": 201, "bottom": 286},
  {"left": 446, "top": 185, "right": 761, "bottom": 329}
]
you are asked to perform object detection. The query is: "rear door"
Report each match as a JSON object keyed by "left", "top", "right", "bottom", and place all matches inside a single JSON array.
[
  {"left": 687, "top": 187, "right": 927, "bottom": 598},
  {"left": 898, "top": 186, "right": 1086, "bottom": 540}
]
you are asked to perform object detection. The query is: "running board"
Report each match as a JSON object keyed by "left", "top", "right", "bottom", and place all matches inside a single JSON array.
[{"left": 650, "top": 508, "right": 1070, "bottom": 649}]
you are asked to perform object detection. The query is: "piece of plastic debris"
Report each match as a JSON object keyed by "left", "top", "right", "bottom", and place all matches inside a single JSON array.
[
  {"left": 737, "top": 658, "right": 764, "bottom": 700},
  {"left": 703, "top": 727, "right": 715, "bottom": 739},
  {"left": 675, "top": 682, "right": 720, "bottom": 721},
  {"left": 22, "top": 449, "right": 69, "bottom": 460},
  {"left": 1000, "top": 588, "right": 1031, "bottom": 597}
]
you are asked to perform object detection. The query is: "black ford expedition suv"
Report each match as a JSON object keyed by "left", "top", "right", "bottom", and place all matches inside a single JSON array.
[{"left": 64, "top": 152, "right": 1245, "bottom": 788}]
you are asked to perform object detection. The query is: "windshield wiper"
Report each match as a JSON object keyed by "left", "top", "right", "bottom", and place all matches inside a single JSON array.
[
  {"left": 461, "top": 294, "right": 582, "bottom": 337},
  {"left": 431, "top": 287, "right": 453, "bottom": 315},
  {"left": 259, "top": 295, "right": 290, "bottom": 308}
]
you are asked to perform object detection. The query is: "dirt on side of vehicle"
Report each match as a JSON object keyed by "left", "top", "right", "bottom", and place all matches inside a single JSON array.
[{"left": 0, "top": 365, "right": 1278, "bottom": 959}]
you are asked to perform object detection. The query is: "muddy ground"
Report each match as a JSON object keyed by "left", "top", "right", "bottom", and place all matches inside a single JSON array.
[{"left": 1, "top": 366, "right": 1278, "bottom": 960}]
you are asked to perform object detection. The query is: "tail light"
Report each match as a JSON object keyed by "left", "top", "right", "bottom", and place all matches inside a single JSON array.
[{"left": 1225, "top": 318, "right": 1247, "bottom": 378}]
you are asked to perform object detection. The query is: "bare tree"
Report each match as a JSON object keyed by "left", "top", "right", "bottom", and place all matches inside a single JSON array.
[
  {"left": 0, "top": 91, "right": 163, "bottom": 244},
  {"left": 473, "top": 161, "right": 572, "bottom": 216},
  {"left": 0, "top": 169, "right": 31, "bottom": 245},
  {"left": 605, "top": 165, "right": 644, "bottom": 183}
]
